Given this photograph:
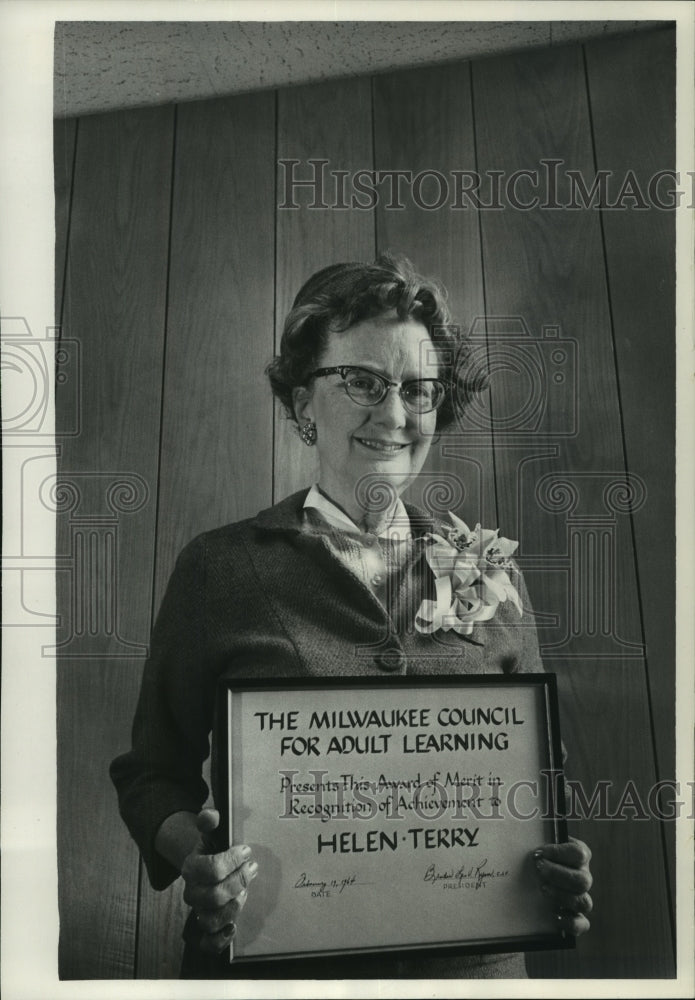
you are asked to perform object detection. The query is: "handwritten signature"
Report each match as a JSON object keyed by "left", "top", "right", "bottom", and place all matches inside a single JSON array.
[
  {"left": 423, "top": 859, "right": 509, "bottom": 890},
  {"left": 293, "top": 872, "right": 372, "bottom": 897}
]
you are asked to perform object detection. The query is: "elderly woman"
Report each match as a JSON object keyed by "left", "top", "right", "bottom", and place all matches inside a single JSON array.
[{"left": 111, "top": 254, "right": 592, "bottom": 980}]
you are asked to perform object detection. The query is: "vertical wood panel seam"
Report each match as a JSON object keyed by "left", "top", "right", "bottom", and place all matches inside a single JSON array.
[
  {"left": 370, "top": 74, "right": 378, "bottom": 253},
  {"left": 468, "top": 59, "right": 499, "bottom": 530},
  {"left": 148, "top": 102, "right": 178, "bottom": 633},
  {"left": 56, "top": 113, "right": 77, "bottom": 973},
  {"left": 272, "top": 88, "right": 279, "bottom": 505},
  {"left": 135, "top": 102, "right": 178, "bottom": 980},
  {"left": 582, "top": 41, "right": 677, "bottom": 966},
  {"left": 134, "top": 867, "right": 143, "bottom": 975},
  {"left": 58, "top": 117, "right": 79, "bottom": 344}
]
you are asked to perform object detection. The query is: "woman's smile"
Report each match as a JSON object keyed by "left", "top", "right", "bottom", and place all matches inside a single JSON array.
[{"left": 354, "top": 436, "right": 411, "bottom": 455}]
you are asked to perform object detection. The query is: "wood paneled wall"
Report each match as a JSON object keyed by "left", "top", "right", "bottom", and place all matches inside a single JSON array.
[{"left": 55, "top": 28, "right": 676, "bottom": 980}]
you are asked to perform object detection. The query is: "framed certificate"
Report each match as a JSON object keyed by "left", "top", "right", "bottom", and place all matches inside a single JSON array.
[{"left": 220, "top": 674, "right": 572, "bottom": 962}]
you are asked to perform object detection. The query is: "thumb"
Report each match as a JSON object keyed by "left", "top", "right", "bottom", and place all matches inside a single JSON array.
[{"left": 195, "top": 808, "right": 220, "bottom": 854}]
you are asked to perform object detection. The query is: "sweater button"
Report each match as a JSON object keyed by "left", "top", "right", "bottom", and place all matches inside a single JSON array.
[
  {"left": 375, "top": 648, "right": 406, "bottom": 672},
  {"left": 500, "top": 654, "right": 520, "bottom": 674}
]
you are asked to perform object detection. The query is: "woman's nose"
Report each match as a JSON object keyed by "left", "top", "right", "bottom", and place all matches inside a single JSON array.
[{"left": 372, "top": 385, "right": 408, "bottom": 428}]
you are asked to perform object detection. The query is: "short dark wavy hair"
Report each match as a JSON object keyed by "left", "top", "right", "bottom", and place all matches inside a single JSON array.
[{"left": 266, "top": 252, "right": 486, "bottom": 430}]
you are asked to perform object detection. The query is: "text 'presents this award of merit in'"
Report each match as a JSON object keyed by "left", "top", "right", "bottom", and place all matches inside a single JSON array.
[{"left": 223, "top": 675, "right": 569, "bottom": 962}]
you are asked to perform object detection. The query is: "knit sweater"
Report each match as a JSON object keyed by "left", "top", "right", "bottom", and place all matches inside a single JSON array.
[{"left": 110, "top": 488, "right": 545, "bottom": 978}]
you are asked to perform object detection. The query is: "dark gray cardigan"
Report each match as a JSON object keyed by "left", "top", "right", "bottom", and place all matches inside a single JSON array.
[{"left": 110, "top": 488, "right": 543, "bottom": 977}]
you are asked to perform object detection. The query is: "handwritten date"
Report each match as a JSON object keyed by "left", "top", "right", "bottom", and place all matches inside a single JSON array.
[{"left": 294, "top": 872, "right": 367, "bottom": 898}]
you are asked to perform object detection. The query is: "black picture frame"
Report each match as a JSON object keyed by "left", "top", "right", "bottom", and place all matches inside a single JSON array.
[{"left": 218, "top": 672, "right": 573, "bottom": 963}]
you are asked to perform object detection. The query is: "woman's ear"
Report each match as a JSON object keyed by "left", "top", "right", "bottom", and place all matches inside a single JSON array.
[{"left": 292, "top": 385, "right": 313, "bottom": 425}]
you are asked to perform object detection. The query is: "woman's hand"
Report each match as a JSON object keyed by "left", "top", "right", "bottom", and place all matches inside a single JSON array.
[
  {"left": 180, "top": 808, "right": 259, "bottom": 954},
  {"left": 533, "top": 836, "right": 593, "bottom": 936}
]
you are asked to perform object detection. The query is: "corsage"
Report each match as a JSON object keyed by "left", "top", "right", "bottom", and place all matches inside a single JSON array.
[{"left": 414, "top": 512, "right": 522, "bottom": 636}]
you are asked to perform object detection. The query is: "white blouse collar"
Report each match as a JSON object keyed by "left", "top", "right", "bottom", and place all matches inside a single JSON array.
[{"left": 303, "top": 484, "right": 411, "bottom": 540}]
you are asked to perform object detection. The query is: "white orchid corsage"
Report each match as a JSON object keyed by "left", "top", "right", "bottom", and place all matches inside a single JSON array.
[{"left": 415, "top": 512, "right": 523, "bottom": 637}]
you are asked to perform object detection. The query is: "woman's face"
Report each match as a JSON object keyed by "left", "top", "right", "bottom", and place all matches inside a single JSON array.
[{"left": 294, "top": 311, "right": 439, "bottom": 514}]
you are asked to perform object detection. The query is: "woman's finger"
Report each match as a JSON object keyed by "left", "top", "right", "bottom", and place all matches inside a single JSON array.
[
  {"left": 183, "top": 858, "right": 259, "bottom": 909},
  {"left": 537, "top": 837, "right": 592, "bottom": 868},
  {"left": 535, "top": 854, "right": 593, "bottom": 894},
  {"left": 196, "top": 808, "right": 220, "bottom": 835},
  {"left": 182, "top": 843, "right": 253, "bottom": 888},
  {"left": 540, "top": 884, "right": 593, "bottom": 915},
  {"left": 198, "top": 921, "right": 237, "bottom": 955},
  {"left": 556, "top": 910, "right": 591, "bottom": 937},
  {"left": 195, "top": 808, "right": 221, "bottom": 852},
  {"left": 195, "top": 890, "right": 249, "bottom": 934}
]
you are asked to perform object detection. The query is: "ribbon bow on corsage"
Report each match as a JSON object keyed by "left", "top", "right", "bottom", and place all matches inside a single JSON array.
[{"left": 414, "top": 512, "right": 523, "bottom": 636}]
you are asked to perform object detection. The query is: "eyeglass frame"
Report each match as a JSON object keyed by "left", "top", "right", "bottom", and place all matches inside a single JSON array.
[{"left": 307, "top": 365, "right": 451, "bottom": 413}]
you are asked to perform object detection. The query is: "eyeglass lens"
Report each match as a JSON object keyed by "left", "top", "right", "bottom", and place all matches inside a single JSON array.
[{"left": 343, "top": 368, "right": 444, "bottom": 412}]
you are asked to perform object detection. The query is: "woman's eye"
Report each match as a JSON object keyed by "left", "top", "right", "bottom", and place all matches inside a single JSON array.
[
  {"left": 348, "top": 374, "right": 379, "bottom": 391},
  {"left": 406, "top": 382, "right": 431, "bottom": 399}
]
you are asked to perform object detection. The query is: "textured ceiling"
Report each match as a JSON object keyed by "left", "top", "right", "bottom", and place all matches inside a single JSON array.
[{"left": 54, "top": 19, "right": 665, "bottom": 119}]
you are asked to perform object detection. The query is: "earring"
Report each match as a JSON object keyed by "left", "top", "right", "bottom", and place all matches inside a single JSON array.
[{"left": 299, "top": 420, "right": 317, "bottom": 446}]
